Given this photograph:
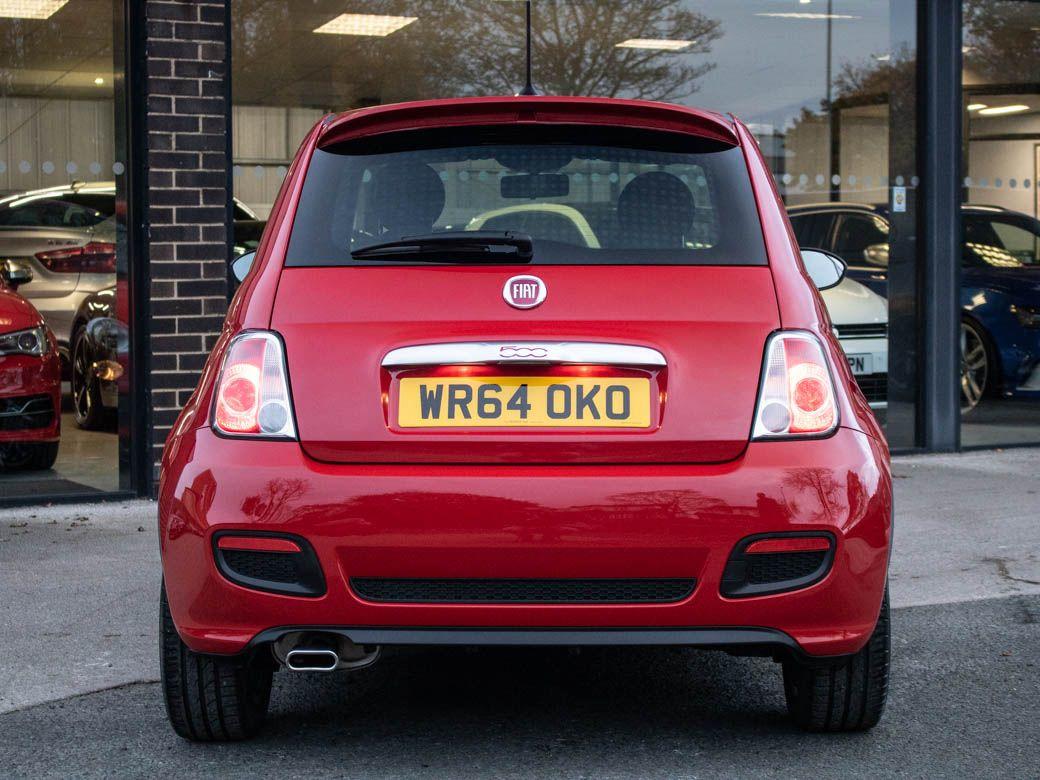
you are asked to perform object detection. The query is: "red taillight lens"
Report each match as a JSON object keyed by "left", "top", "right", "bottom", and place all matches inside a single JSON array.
[
  {"left": 34, "top": 242, "right": 116, "bottom": 273},
  {"left": 752, "top": 332, "right": 838, "bottom": 439},
  {"left": 212, "top": 331, "right": 296, "bottom": 438}
]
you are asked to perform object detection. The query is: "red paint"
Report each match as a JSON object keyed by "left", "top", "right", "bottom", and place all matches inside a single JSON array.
[
  {"left": 0, "top": 284, "right": 60, "bottom": 446},
  {"left": 159, "top": 96, "right": 891, "bottom": 662},
  {"left": 745, "top": 537, "right": 832, "bottom": 555},
  {"left": 216, "top": 536, "right": 302, "bottom": 554}
]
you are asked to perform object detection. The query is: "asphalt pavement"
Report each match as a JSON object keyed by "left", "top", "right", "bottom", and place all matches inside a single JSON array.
[
  {"left": 1, "top": 596, "right": 1037, "bottom": 778},
  {"left": 1, "top": 447, "right": 1039, "bottom": 777}
]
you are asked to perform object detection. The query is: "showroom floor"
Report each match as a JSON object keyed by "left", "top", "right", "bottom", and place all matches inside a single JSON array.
[{"left": 961, "top": 398, "right": 1040, "bottom": 448}]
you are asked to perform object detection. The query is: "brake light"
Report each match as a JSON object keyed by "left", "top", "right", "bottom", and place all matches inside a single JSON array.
[
  {"left": 752, "top": 331, "right": 838, "bottom": 439},
  {"left": 34, "top": 242, "right": 116, "bottom": 273},
  {"left": 212, "top": 331, "right": 296, "bottom": 438}
]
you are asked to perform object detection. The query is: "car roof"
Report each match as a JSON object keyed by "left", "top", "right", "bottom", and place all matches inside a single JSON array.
[
  {"left": 786, "top": 201, "right": 1013, "bottom": 217},
  {"left": 0, "top": 181, "right": 116, "bottom": 206},
  {"left": 0, "top": 183, "right": 259, "bottom": 218},
  {"left": 318, "top": 96, "right": 739, "bottom": 149}
]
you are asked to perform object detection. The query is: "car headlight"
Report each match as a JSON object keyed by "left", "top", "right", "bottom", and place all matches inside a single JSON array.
[
  {"left": 1011, "top": 305, "right": 1040, "bottom": 329},
  {"left": 0, "top": 326, "right": 49, "bottom": 357}
]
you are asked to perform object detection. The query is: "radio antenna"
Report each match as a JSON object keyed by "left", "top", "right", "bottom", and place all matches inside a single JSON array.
[{"left": 517, "top": 0, "right": 539, "bottom": 96}]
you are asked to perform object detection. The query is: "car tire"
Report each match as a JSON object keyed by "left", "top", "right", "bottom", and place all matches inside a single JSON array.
[
  {"left": 0, "top": 441, "right": 59, "bottom": 471},
  {"left": 160, "top": 584, "right": 273, "bottom": 741},
  {"left": 781, "top": 589, "right": 889, "bottom": 732},
  {"left": 960, "top": 319, "right": 993, "bottom": 414},
  {"left": 70, "top": 326, "right": 106, "bottom": 430}
]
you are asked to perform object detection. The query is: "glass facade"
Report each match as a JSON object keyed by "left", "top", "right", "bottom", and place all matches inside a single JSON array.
[
  {"left": 961, "top": 0, "right": 1040, "bottom": 447},
  {"left": 0, "top": 1, "right": 1031, "bottom": 505},
  {"left": 233, "top": 0, "right": 918, "bottom": 444},
  {"left": 0, "top": 0, "right": 130, "bottom": 500}
]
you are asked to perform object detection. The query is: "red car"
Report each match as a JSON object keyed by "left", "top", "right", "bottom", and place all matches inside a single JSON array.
[
  {"left": 0, "top": 262, "right": 60, "bottom": 470},
  {"left": 159, "top": 97, "right": 891, "bottom": 740}
]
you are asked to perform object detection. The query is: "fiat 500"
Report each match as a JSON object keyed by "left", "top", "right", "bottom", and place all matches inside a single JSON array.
[{"left": 159, "top": 97, "right": 891, "bottom": 740}]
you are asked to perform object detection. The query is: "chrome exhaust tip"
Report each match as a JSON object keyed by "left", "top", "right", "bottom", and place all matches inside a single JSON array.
[{"left": 285, "top": 648, "right": 339, "bottom": 672}]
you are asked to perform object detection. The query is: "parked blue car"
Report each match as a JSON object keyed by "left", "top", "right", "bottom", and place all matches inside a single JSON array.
[{"left": 787, "top": 202, "right": 1040, "bottom": 412}]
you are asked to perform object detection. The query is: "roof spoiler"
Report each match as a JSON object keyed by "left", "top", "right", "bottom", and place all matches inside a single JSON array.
[{"left": 317, "top": 96, "right": 740, "bottom": 149}]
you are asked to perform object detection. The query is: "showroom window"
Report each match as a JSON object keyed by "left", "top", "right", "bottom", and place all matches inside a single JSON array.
[
  {"left": 961, "top": 0, "right": 1040, "bottom": 447},
  {"left": 0, "top": 1, "right": 131, "bottom": 500},
  {"left": 232, "top": 0, "right": 920, "bottom": 446}
]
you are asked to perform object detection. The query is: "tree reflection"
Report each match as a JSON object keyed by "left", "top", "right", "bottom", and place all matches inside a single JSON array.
[
  {"left": 963, "top": 0, "right": 1040, "bottom": 84},
  {"left": 233, "top": 0, "right": 721, "bottom": 107},
  {"left": 240, "top": 477, "right": 309, "bottom": 525},
  {"left": 423, "top": 0, "right": 721, "bottom": 101}
]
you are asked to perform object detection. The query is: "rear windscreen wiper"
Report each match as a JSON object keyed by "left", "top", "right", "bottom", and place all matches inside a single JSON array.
[{"left": 350, "top": 231, "right": 533, "bottom": 262}]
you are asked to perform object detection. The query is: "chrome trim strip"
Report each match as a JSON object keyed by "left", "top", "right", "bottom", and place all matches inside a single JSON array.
[{"left": 382, "top": 341, "right": 666, "bottom": 367}]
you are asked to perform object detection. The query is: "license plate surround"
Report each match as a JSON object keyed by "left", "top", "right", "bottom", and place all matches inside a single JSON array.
[{"left": 388, "top": 365, "right": 660, "bottom": 431}]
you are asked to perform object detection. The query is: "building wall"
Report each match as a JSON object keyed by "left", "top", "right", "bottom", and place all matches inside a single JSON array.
[
  {"left": 144, "top": 0, "right": 230, "bottom": 477},
  {"left": 232, "top": 105, "right": 323, "bottom": 218},
  {"left": 0, "top": 98, "right": 115, "bottom": 194}
]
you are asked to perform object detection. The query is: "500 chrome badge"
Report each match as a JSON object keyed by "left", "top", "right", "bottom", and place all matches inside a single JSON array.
[{"left": 503, "top": 275, "right": 546, "bottom": 309}]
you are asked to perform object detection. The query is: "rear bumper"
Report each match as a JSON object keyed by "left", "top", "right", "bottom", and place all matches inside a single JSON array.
[{"left": 159, "top": 426, "right": 891, "bottom": 658}]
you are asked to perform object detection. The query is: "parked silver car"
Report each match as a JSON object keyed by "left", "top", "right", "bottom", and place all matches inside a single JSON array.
[
  {"left": 0, "top": 182, "right": 259, "bottom": 367},
  {"left": 0, "top": 182, "right": 118, "bottom": 365}
]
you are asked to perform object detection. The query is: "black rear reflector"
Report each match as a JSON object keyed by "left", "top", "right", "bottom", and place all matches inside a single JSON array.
[
  {"left": 720, "top": 532, "right": 835, "bottom": 598},
  {"left": 213, "top": 532, "right": 325, "bottom": 597}
]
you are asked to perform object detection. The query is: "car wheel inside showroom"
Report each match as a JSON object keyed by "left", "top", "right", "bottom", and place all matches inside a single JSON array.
[{"left": 158, "top": 96, "right": 892, "bottom": 741}]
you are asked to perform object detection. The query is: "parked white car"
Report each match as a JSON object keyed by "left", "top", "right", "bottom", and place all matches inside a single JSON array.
[{"left": 821, "top": 277, "right": 888, "bottom": 408}]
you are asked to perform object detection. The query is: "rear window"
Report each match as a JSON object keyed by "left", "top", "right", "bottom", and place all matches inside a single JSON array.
[{"left": 286, "top": 125, "right": 767, "bottom": 266}]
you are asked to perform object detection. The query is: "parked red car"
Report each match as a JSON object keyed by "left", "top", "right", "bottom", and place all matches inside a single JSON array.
[
  {"left": 0, "top": 261, "right": 60, "bottom": 470},
  {"left": 159, "top": 97, "right": 892, "bottom": 740}
]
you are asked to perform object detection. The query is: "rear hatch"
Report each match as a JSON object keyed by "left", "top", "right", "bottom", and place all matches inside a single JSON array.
[
  {"left": 270, "top": 115, "right": 777, "bottom": 464},
  {"left": 274, "top": 264, "right": 777, "bottom": 464}
]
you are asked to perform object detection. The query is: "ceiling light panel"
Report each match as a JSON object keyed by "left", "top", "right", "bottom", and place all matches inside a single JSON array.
[
  {"left": 755, "top": 12, "right": 861, "bottom": 20},
  {"left": 0, "top": 0, "right": 69, "bottom": 19},
  {"left": 616, "top": 38, "right": 694, "bottom": 51},
  {"left": 977, "top": 104, "right": 1030, "bottom": 116},
  {"left": 313, "top": 13, "right": 417, "bottom": 37}
]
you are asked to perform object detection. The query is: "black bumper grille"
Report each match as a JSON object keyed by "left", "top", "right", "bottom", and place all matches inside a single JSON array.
[
  {"left": 835, "top": 323, "right": 887, "bottom": 338},
  {"left": 222, "top": 549, "right": 299, "bottom": 584},
  {"left": 854, "top": 372, "right": 887, "bottom": 403},
  {"left": 746, "top": 551, "right": 827, "bottom": 584},
  {"left": 350, "top": 578, "right": 696, "bottom": 604},
  {"left": 0, "top": 394, "right": 54, "bottom": 431}
]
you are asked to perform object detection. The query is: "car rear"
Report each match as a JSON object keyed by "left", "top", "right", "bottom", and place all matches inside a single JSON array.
[{"left": 158, "top": 97, "right": 891, "bottom": 739}]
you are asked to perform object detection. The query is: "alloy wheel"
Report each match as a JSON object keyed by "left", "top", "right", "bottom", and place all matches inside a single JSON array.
[
  {"left": 960, "top": 321, "right": 988, "bottom": 413},
  {"left": 71, "top": 330, "right": 93, "bottom": 423}
]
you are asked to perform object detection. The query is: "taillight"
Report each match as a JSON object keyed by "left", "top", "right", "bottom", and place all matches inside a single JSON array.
[
  {"left": 212, "top": 331, "right": 296, "bottom": 438},
  {"left": 752, "top": 331, "right": 838, "bottom": 439},
  {"left": 34, "top": 242, "right": 117, "bottom": 273}
]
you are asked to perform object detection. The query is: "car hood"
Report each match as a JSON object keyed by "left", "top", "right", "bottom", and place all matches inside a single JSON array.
[
  {"left": 820, "top": 276, "right": 887, "bottom": 326},
  {"left": 0, "top": 286, "right": 45, "bottom": 333}
]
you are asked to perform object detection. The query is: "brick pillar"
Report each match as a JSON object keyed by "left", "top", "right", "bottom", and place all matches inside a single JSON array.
[{"left": 143, "top": 1, "right": 230, "bottom": 480}]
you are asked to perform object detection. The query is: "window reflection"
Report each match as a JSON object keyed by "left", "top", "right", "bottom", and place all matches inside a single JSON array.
[
  {"left": 232, "top": 0, "right": 918, "bottom": 440},
  {"left": 961, "top": 0, "right": 1040, "bottom": 446}
]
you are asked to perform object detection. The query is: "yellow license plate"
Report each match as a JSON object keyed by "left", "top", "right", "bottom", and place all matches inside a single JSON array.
[{"left": 397, "top": 376, "right": 651, "bottom": 428}]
